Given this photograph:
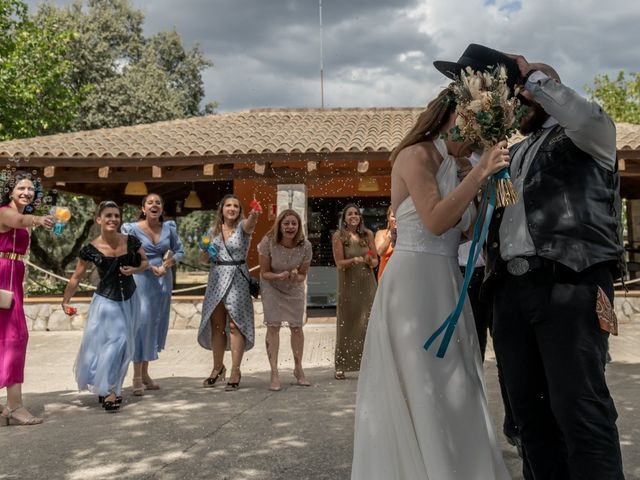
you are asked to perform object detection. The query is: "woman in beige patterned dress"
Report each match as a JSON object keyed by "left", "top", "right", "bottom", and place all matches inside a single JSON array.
[
  {"left": 331, "top": 204, "right": 378, "bottom": 380},
  {"left": 258, "top": 209, "right": 313, "bottom": 391}
]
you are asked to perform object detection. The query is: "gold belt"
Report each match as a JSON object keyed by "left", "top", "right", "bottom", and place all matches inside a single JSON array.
[{"left": 0, "top": 251, "right": 23, "bottom": 261}]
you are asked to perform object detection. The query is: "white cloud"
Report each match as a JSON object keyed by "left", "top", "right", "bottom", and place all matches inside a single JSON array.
[{"left": 23, "top": 0, "right": 640, "bottom": 112}]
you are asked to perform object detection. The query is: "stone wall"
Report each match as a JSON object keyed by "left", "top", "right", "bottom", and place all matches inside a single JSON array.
[
  {"left": 23, "top": 295, "right": 638, "bottom": 331},
  {"left": 24, "top": 298, "right": 265, "bottom": 331}
]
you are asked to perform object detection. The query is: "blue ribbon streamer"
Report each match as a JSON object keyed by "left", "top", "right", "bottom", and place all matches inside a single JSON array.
[
  {"left": 494, "top": 167, "right": 511, "bottom": 181},
  {"left": 423, "top": 178, "right": 497, "bottom": 358}
]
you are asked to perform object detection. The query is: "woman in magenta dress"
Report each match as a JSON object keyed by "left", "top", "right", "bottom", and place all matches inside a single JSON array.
[{"left": 0, "top": 171, "right": 55, "bottom": 426}]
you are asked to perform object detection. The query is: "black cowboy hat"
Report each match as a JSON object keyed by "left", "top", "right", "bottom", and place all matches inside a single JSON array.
[{"left": 433, "top": 43, "right": 521, "bottom": 89}]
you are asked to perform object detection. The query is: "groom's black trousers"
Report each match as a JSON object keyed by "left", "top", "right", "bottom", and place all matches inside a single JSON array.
[{"left": 491, "top": 259, "right": 624, "bottom": 480}]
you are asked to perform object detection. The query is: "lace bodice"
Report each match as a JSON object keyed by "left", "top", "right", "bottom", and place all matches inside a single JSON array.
[
  {"left": 79, "top": 235, "right": 142, "bottom": 301},
  {"left": 394, "top": 138, "right": 475, "bottom": 257}
]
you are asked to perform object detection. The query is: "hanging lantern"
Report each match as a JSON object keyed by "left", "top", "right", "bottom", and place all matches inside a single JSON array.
[
  {"left": 184, "top": 189, "right": 202, "bottom": 209},
  {"left": 124, "top": 182, "right": 148, "bottom": 196}
]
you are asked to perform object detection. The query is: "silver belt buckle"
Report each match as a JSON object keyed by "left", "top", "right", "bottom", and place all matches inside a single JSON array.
[{"left": 506, "top": 257, "right": 530, "bottom": 276}]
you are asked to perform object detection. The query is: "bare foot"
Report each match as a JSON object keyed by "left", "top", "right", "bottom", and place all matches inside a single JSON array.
[
  {"left": 294, "top": 367, "right": 311, "bottom": 386},
  {"left": 269, "top": 371, "right": 281, "bottom": 391}
]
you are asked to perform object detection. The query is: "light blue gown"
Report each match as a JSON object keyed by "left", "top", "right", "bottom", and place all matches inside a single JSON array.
[
  {"left": 121, "top": 221, "right": 184, "bottom": 362},
  {"left": 74, "top": 236, "right": 142, "bottom": 396}
]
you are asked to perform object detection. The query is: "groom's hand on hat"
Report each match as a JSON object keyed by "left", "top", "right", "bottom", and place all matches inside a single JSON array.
[{"left": 504, "top": 53, "right": 533, "bottom": 80}]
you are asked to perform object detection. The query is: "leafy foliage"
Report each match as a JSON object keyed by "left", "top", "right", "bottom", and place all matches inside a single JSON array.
[
  {"left": 175, "top": 210, "right": 216, "bottom": 269},
  {"left": 586, "top": 71, "right": 640, "bottom": 124},
  {"left": 24, "top": 0, "right": 216, "bottom": 289},
  {"left": 0, "top": 0, "right": 81, "bottom": 140},
  {"left": 34, "top": 0, "right": 214, "bottom": 130}
]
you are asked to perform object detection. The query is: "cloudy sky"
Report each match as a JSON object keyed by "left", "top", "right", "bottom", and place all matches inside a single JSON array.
[{"left": 26, "top": 0, "right": 640, "bottom": 112}]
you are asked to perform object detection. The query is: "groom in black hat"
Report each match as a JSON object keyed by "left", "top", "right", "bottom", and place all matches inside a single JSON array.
[{"left": 436, "top": 44, "right": 626, "bottom": 479}]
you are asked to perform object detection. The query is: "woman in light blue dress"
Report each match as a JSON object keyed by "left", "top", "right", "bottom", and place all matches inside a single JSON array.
[
  {"left": 197, "top": 194, "right": 260, "bottom": 391},
  {"left": 62, "top": 201, "right": 148, "bottom": 412},
  {"left": 122, "top": 193, "right": 184, "bottom": 396}
]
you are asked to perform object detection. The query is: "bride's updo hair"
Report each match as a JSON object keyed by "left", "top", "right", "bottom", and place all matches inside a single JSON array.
[{"left": 389, "top": 85, "right": 456, "bottom": 164}]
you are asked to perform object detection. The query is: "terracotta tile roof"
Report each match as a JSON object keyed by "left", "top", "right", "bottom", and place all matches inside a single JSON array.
[
  {"left": 0, "top": 108, "right": 638, "bottom": 159},
  {"left": 617, "top": 123, "right": 640, "bottom": 150},
  {"left": 0, "top": 108, "right": 421, "bottom": 159}
]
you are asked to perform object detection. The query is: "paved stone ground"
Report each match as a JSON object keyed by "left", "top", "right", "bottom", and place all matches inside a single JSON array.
[{"left": 1, "top": 317, "right": 639, "bottom": 480}]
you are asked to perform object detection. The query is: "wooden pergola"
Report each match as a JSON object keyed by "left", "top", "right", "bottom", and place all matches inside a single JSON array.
[{"left": 1, "top": 107, "right": 639, "bottom": 209}]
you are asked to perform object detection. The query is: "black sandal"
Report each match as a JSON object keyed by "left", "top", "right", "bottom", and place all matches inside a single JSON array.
[
  {"left": 99, "top": 395, "right": 122, "bottom": 405},
  {"left": 202, "top": 366, "right": 226, "bottom": 388},
  {"left": 102, "top": 393, "right": 121, "bottom": 412},
  {"left": 225, "top": 371, "right": 242, "bottom": 392}
]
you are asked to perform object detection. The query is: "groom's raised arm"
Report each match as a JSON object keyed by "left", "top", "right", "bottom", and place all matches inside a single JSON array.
[{"left": 525, "top": 70, "right": 616, "bottom": 170}]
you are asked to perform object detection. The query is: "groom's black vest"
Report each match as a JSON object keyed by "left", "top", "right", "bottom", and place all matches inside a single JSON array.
[{"left": 484, "top": 125, "right": 624, "bottom": 287}]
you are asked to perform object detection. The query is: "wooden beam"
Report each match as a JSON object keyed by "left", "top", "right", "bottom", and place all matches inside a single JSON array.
[
  {"left": 619, "top": 159, "right": 626, "bottom": 171},
  {"left": 43, "top": 166, "right": 55, "bottom": 177},
  {"left": 152, "top": 165, "right": 162, "bottom": 178},
  {"left": 1, "top": 151, "right": 392, "bottom": 168},
  {"left": 98, "top": 166, "right": 109, "bottom": 178},
  {"left": 618, "top": 149, "right": 640, "bottom": 160},
  {"left": 620, "top": 158, "right": 640, "bottom": 175},
  {"left": 203, "top": 163, "right": 216, "bottom": 176},
  {"left": 44, "top": 165, "right": 392, "bottom": 184}
]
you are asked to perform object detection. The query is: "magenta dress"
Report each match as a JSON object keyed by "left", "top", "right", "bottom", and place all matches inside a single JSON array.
[{"left": 0, "top": 208, "right": 30, "bottom": 388}]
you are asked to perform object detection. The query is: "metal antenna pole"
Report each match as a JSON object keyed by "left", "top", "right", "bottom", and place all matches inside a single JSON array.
[{"left": 319, "top": 0, "right": 324, "bottom": 108}]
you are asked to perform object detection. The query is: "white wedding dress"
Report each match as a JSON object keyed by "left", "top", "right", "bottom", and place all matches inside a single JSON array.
[{"left": 351, "top": 138, "right": 511, "bottom": 480}]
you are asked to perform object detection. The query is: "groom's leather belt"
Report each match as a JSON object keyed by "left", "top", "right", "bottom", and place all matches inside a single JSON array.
[
  {"left": 215, "top": 260, "right": 245, "bottom": 266},
  {"left": 506, "top": 256, "right": 549, "bottom": 276}
]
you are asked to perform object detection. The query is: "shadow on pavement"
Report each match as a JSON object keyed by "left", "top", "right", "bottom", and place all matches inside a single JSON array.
[{"left": 0, "top": 367, "right": 355, "bottom": 480}]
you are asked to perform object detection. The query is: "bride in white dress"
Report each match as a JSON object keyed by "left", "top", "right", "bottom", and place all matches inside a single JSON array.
[{"left": 351, "top": 87, "right": 512, "bottom": 480}]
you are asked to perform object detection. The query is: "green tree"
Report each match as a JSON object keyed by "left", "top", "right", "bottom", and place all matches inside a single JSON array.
[
  {"left": 587, "top": 70, "right": 640, "bottom": 124},
  {"left": 27, "top": 0, "right": 215, "bottom": 284},
  {"left": 34, "top": 0, "right": 214, "bottom": 130},
  {"left": 176, "top": 209, "right": 215, "bottom": 268},
  {"left": 0, "top": 0, "right": 81, "bottom": 140}
]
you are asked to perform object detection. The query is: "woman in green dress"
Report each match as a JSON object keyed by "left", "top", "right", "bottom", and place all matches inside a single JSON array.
[{"left": 331, "top": 204, "right": 378, "bottom": 380}]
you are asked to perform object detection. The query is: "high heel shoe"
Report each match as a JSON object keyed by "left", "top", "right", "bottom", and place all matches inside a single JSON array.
[
  {"left": 202, "top": 365, "right": 226, "bottom": 388},
  {"left": 102, "top": 394, "right": 120, "bottom": 413},
  {"left": 225, "top": 371, "right": 241, "bottom": 392},
  {"left": 0, "top": 406, "right": 43, "bottom": 426},
  {"left": 142, "top": 378, "right": 160, "bottom": 390},
  {"left": 132, "top": 377, "right": 144, "bottom": 396}
]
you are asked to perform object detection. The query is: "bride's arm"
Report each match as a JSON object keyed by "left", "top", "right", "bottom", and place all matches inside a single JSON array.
[{"left": 396, "top": 141, "right": 508, "bottom": 236}]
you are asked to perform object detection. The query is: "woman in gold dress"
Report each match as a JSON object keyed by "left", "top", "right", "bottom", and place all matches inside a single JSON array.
[{"left": 331, "top": 204, "right": 378, "bottom": 380}]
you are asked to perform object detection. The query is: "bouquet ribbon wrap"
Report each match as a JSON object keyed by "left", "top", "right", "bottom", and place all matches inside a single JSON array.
[{"left": 424, "top": 177, "right": 498, "bottom": 358}]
